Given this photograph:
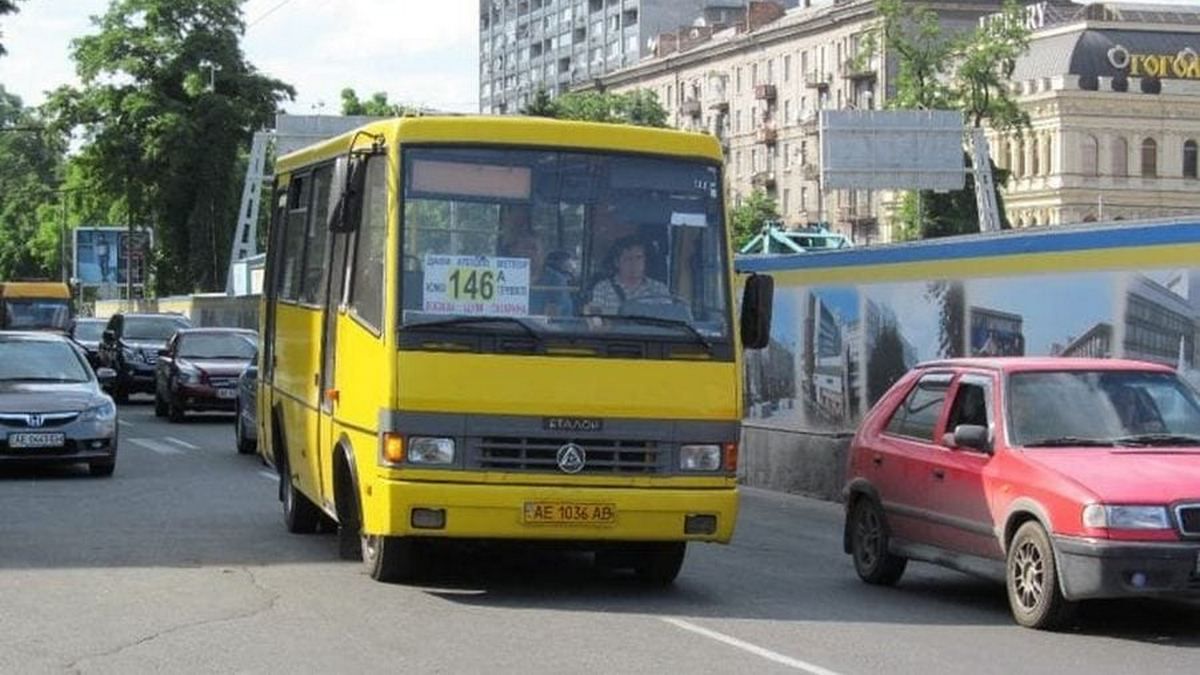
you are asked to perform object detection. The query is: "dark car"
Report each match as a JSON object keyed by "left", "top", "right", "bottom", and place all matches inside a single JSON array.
[
  {"left": 98, "top": 313, "right": 192, "bottom": 403},
  {"left": 154, "top": 328, "right": 257, "bottom": 422},
  {"left": 844, "top": 357, "right": 1200, "bottom": 630},
  {"left": 69, "top": 318, "right": 107, "bottom": 368},
  {"left": 0, "top": 332, "right": 119, "bottom": 476},
  {"left": 235, "top": 364, "right": 257, "bottom": 454}
]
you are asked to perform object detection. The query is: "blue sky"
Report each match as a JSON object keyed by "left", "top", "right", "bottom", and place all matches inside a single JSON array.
[
  {"left": 966, "top": 272, "right": 1119, "bottom": 354},
  {"left": 0, "top": 0, "right": 479, "bottom": 113}
]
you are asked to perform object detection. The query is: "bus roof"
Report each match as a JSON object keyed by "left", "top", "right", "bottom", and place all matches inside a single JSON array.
[
  {"left": 274, "top": 115, "right": 725, "bottom": 174},
  {"left": 0, "top": 282, "right": 71, "bottom": 299}
]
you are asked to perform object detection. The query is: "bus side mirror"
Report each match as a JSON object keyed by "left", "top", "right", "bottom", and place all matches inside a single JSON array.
[
  {"left": 329, "top": 156, "right": 368, "bottom": 233},
  {"left": 739, "top": 273, "right": 773, "bottom": 350}
]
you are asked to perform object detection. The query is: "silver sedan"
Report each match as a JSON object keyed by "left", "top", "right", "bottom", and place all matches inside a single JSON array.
[{"left": 0, "top": 332, "right": 119, "bottom": 476}]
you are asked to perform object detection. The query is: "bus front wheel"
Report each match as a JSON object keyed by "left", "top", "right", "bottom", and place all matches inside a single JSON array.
[{"left": 362, "top": 534, "right": 418, "bottom": 583}]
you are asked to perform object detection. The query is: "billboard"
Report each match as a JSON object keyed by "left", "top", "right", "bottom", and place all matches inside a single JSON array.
[
  {"left": 738, "top": 218, "right": 1200, "bottom": 433},
  {"left": 819, "top": 110, "right": 966, "bottom": 191},
  {"left": 73, "top": 227, "right": 152, "bottom": 287}
]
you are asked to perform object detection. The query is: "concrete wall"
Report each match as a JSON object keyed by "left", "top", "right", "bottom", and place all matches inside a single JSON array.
[
  {"left": 740, "top": 423, "right": 852, "bottom": 502},
  {"left": 94, "top": 294, "right": 259, "bottom": 330}
]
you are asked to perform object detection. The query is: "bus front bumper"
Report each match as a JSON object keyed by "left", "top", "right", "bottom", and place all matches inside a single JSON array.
[{"left": 364, "top": 480, "right": 739, "bottom": 544}]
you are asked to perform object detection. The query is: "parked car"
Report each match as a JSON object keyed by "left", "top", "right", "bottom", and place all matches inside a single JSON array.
[
  {"left": 844, "top": 358, "right": 1200, "bottom": 630},
  {"left": 235, "top": 364, "right": 257, "bottom": 454},
  {"left": 69, "top": 317, "right": 107, "bottom": 369},
  {"left": 154, "top": 328, "right": 257, "bottom": 422},
  {"left": 0, "top": 331, "right": 118, "bottom": 476},
  {"left": 98, "top": 313, "right": 192, "bottom": 403}
]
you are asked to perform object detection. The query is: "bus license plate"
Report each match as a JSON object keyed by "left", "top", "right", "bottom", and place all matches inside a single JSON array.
[
  {"left": 8, "top": 432, "right": 66, "bottom": 449},
  {"left": 523, "top": 502, "right": 616, "bottom": 526}
]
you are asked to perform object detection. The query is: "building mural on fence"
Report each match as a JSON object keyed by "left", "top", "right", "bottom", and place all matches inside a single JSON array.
[{"left": 739, "top": 220, "right": 1200, "bottom": 432}]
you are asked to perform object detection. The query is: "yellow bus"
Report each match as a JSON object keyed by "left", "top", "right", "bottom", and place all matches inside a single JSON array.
[
  {"left": 0, "top": 281, "right": 72, "bottom": 332},
  {"left": 258, "top": 116, "right": 772, "bottom": 584}
]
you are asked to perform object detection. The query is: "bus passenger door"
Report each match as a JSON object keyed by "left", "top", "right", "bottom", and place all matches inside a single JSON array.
[
  {"left": 319, "top": 224, "right": 351, "bottom": 505},
  {"left": 260, "top": 181, "right": 288, "bottom": 463}
]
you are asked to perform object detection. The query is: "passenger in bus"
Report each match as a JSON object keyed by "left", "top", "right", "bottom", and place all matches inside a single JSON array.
[
  {"left": 585, "top": 236, "right": 670, "bottom": 315},
  {"left": 501, "top": 231, "right": 575, "bottom": 316}
]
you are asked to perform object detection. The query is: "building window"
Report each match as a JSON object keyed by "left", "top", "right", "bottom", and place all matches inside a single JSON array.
[
  {"left": 1112, "top": 137, "right": 1128, "bottom": 176},
  {"left": 751, "top": 63, "right": 758, "bottom": 86},
  {"left": 1141, "top": 138, "right": 1158, "bottom": 177},
  {"left": 783, "top": 142, "right": 791, "bottom": 168},
  {"left": 1030, "top": 136, "right": 1040, "bottom": 177},
  {"left": 734, "top": 110, "right": 741, "bottom": 133},
  {"left": 784, "top": 54, "right": 791, "bottom": 82},
  {"left": 736, "top": 67, "right": 742, "bottom": 93},
  {"left": 767, "top": 58, "right": 774, "bottom": 84},
  {"left": 1081, "top": 134, "right": 1098, "bottom": 177},
  {"left": 1184, "top": 140, "right": 1198, "bottom": 179},
  {"left": 782, "top": 189, "right": 790, "bottom": 214},
  {"left": 783, "top": 99, "right": 791, "bottom": 125}
]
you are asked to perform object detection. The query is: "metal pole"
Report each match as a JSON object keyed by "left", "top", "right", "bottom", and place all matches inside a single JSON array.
[{"left": 60, "top": 197, "right": 67, "bottom": 282}]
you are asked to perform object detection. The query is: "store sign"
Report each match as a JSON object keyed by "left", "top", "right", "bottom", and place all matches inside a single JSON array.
[
  {"left": 1108, "top": 45, "right": 1200, "bottom": 80},
  {"left": 979, "top": 2, "right": 1048, "bottom": 31}
]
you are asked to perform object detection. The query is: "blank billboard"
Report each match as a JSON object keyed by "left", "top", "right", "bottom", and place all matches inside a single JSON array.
[{"left": 819, "top": 110, "right": 965, "bottom": 191}]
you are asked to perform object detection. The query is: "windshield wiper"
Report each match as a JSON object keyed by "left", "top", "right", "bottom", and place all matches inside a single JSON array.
[
  {"left": 1023, "top": 436, "right": 1116, "bottom": 448},
  {"left": 404, "top": 316, "right": 543, "bottom": 345},
  {"left": 1112, "top": 433, "right": 1200, "bottom": 447},
  {"left": 590, "top": 314, "right": 713, "bottom": 352}
]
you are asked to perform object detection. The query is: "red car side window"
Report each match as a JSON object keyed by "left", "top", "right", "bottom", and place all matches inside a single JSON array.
[{"left": 884, "top": 377, "right": 950, "bottom": 442}]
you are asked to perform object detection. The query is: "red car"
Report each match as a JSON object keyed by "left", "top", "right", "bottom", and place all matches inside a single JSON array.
[
  {"left": 844, "top": 358, "right": 1200, "bottom": 630},
  {"left": 153, "top": 328, "right": 257, "bottom": 422}
]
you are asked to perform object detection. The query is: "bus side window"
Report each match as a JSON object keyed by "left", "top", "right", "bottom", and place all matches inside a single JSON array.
[{"left": 348, "top": 157, "right": 387, "bottom": 332}]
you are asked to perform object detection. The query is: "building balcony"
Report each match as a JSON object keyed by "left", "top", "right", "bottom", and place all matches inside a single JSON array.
[
  {"left": 801, "top": 163, "right": 820, "bottom": 181},
  {"left": 799, "top": 114, "right": 819, "bottom": 135},
  {"left": 708, "top": 98, "right": 729, "bottom": 112},
  {"left": 754, "top": 83, "right": 777, "bottom": 101},
  {"left": 840, "top": 58, "right": 877, "bottom": 81},
  {"left": 680, "top": 99, "right": 702, "bottom": 118},
  {"left": 757, "top": 126, "right": 778, "bottom": 145},
  {"left": 751, "top": 171, "right": 777, "bottom": 190},
  {"left": 805, "top": 70, "right": 831, "bottom": 89}
]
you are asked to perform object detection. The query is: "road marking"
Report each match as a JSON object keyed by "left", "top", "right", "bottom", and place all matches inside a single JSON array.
[
  {"left": 661, "top": 618, "right": 842, "bottom": 675},
  {"left": 258, "top": 471, "right": 279, "bottom": 482},
  {"left": 118, "top": 420, "right": 132, "bottom": 428},
  {"left": 165, "top": 436, "right": 199, "bottom": 450},
  {"left": 128, "top": 438, "right": 184, "bottom": 455}
]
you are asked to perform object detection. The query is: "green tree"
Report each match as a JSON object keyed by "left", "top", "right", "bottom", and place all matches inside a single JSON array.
[
  {"left": 729, "top": 189, "right": 780, "bottom": 250},
  {"left": 0, "top": 0, "right": 24, "bottom": 57},
  {"left": 867, "top": 323, "right": 910, "bottom": 406},
  {"left": 522, "top": 89, "right": 667, "bottom": 128},
  {"left": 521, "top": 87, "right": 557, "bottom": 117},
  {"left": 877, "top": 0, "right": 1030, "bottom": 239},
  {"left": 340, "top": 88, "right": 427, "bottom": 117},
  {"left": 0, "top": 86, "right": 67, "bottom": 280},
  {"left": 46, "top": 0, "right": 294, "bottom": 294}
]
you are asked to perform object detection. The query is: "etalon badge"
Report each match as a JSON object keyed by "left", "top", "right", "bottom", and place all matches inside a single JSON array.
[{"left": 556, "top": 443, "right": 587, "bottom": 474}]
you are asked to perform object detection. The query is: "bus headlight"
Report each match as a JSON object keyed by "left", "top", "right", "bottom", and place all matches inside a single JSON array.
[
  {"left": 680, "top": 444, "right": 721, "bottom": 471},
  {"left": 408, "top": 437, "right": 455, "bottom": 465}
]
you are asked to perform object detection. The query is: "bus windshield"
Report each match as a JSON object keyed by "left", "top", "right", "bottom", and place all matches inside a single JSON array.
[
  {"left": 2, "top": 299, "right": 71, "bottom": 331},
  {"left": 399, "top": 147, "right": 731, "bottom": 355}
]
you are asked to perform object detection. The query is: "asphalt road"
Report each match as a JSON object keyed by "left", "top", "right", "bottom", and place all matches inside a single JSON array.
[{"left": 1, "top": 400, "right": 1197, "bottom": 674}]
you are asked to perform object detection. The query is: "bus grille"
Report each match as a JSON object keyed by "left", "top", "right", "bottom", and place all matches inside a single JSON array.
[{"left": 474, "top": 437, "right": 665, "bottom": 474}]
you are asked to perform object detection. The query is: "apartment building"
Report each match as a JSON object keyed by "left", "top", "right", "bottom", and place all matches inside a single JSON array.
[
  {"left": 479, "top": 0, "right": 767, "bottom": 114},
  {"left": 578, "top": 0, "right": 1001, "bottom": 242}
]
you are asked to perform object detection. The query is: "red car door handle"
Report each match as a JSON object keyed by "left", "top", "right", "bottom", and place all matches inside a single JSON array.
[
  {"left": 932, "top": 468, "right": 946, "bottom": 480},
  {"left": 872, "top": 455, "right": 883, "bottom": 466}
]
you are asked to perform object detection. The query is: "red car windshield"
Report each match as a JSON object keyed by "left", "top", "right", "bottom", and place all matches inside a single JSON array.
[{"left": 1007, "top": 370, "right": 1200, "bottom": 447}]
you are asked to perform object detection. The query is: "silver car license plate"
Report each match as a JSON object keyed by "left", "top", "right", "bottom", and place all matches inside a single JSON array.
[
  {"left": 216, "top": 388, "right": 237, "bottom": 400},
  {"left": 8, "top": 432, "right": 66, "bottom": 449}
]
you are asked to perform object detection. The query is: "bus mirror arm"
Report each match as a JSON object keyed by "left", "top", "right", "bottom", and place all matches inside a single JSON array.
[{"left": 739, "top": 273, "right": 774, "bottom": 350}]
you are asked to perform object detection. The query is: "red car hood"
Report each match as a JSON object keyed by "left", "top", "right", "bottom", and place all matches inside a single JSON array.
[
  {"left": 182, "top": 358, "right": 252, "bottom": 376},
  {"left": 1021, "top": 448, "right": 1200, "bottom": 503}
]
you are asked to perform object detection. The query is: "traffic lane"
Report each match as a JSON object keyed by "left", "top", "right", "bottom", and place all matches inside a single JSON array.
[
  {"left": 4, "top": 404, "right": 1198, "bottom": 674},
  {"left": 0, "top": 399, "right": 323, "bottom": 571}
]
